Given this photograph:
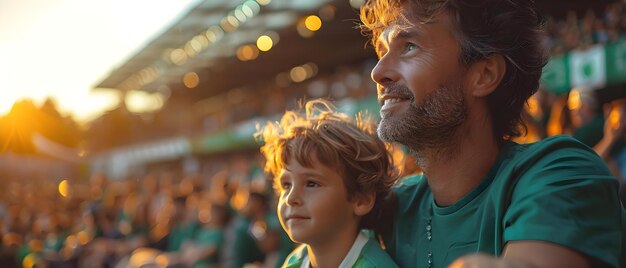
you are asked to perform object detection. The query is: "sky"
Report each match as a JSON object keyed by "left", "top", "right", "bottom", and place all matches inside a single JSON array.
[{"left": 0, "top": 0, "right": 199, "bottom": 123}]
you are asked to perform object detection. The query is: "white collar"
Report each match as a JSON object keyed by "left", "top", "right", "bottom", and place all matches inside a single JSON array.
[{"left": 300, "top": 232, "right": 369, "bottom": 268}]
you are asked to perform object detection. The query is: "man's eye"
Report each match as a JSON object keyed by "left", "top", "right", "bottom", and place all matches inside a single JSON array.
[{"left": 406, "top": 43, "right": 418, "bottom": 52}]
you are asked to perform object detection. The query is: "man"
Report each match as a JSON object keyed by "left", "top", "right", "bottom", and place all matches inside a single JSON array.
[{"left": 359, "top": 0, "right": 625, "bottom": 267}]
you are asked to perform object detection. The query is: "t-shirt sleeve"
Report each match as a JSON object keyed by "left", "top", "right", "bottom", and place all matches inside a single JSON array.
[{"left": 503, "top": 139, "right": 623, "bottom": 267}]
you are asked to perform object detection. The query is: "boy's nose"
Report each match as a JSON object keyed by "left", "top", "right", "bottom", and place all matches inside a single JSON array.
[{"left": 285, "top": 188, "right": 302, "bottom": 206}]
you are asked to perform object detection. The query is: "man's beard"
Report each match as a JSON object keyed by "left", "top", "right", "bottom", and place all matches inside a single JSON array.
[{"left": 377, "top": 81, "right": 467, "bottom": 155}]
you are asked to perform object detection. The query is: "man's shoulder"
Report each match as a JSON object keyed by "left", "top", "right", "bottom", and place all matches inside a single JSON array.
[
  {"left": 503, "top": 135, "right": 613, "bottom": 182},
  {"left": 510, "top": 135, "right": 601, "bottom": 160}
]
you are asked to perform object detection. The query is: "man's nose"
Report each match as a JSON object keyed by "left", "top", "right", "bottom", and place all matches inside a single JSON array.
[{"left": 371, "top": 54, "right": 400, "bottom": 86}]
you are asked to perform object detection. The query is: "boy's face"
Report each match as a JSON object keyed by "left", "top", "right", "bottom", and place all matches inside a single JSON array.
[{"left": 277, "top": 155, "right": 362, "bottom": 247}]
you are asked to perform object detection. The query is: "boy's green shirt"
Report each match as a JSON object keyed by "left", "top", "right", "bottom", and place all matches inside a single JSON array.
[{"left": 281, "top": 235, "right": 398, "bottom": 268}]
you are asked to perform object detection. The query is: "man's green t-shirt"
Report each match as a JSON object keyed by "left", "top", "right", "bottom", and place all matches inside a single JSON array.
[{"left": 384, "top": 135, "right": 625, "bottom": 268}]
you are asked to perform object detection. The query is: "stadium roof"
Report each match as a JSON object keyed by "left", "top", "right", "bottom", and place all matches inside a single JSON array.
[
  {"left": 93, "top": 0, "right": 372, "bottom": 98},
  {"left": 93, "top": 0, "right": 619, "bottom": 97}
]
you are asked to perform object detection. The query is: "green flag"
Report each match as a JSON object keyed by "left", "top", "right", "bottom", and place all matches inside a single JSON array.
[{"left": 569, "top": 45, "right": 607, "bottom": 90}]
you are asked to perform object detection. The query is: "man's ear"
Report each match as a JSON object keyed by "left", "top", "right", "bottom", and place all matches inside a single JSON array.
[
  {"left": 466, "top": 54, "right": 506, "bottom": 97},
  {"left": 353, "top": 192, "right": 376, "bottom": 217}
]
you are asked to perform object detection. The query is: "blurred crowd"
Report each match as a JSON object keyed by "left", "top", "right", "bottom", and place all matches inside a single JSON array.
[
  {"left": 544, "top": 2, "right": 626, "bottom": 54},
  {"left": 0, "top": 155, "right": 295, "bottom": 268},
  {"left": 0, "top": 143, "right": 420, "bottom": 268}
]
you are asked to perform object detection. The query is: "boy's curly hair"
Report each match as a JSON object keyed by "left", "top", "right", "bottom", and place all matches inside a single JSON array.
[{"left": 256, "top": 99, "right": 396, "bottom": 230}]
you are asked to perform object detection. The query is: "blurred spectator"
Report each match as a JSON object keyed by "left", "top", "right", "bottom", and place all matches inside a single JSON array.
[{"left": 568, "top": 88, "right": 605, "bottom": 147}]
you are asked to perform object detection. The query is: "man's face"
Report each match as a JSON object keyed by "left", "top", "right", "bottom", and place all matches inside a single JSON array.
[{"left": 371, "top": 11, "right": 467, "bottom": 150}]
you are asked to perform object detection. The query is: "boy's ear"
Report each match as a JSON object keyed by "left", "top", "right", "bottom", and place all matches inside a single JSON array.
[
  {"left": 466, "top": 53, "right": 506, "bottom": 97},
  {"left": 353, "top": 192, "right": 376, "bottom": 217}
]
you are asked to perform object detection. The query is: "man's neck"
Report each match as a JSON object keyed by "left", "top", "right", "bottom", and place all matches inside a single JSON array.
[
  {"left": 417, "top": 117, "right": 500, "bottom": 206},
  {"left": 306, "top": 228, "right": 358, "bottom": 268}
]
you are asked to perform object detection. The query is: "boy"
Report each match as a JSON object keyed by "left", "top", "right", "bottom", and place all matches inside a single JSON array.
[{"left": 257, "top": 99, "right": 398, "bottom": 268}]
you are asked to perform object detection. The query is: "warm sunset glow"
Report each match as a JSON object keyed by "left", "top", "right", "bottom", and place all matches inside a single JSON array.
[
  {"left": 125, "top": 90, "right": 165, "bottom": 113},
  {"left": 0, "top": 0, "right": 197, "bottom": 123}
]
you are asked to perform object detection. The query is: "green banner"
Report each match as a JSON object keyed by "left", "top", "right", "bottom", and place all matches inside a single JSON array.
[
  {"left": 542, "top": 38, "right": 626, "bottom": 93},
  {"left": 541, "top": 54, "right": 570, "bottom": 94},
  {"left": 606, "top": 37, "right": 626, "bottom": 84}
]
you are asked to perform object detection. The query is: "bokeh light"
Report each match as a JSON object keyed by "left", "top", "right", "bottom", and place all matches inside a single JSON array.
[
  {"left": 609, "top": 106, "right": 621, "bottom": 129},
  {"left": 275, "top": 72, "right": 292, "bottom": 88},
  {"left": 304, "top": 15, "right": 322, "bottom": 31},
  {"left": 290, "top": 66, "right": 308, "bottom": 83},
  {"left": 256, "top": 0, "right": 271, "bottom": 6},
  {"left": 236, "top": 45, "right": 260, "bottom": 61},
  {"left": 256, "top": 35, "right": 274, "bottom": 52},
  {"left": 244, "top": 0, "right": 261, "bottom": 15},
  {"left": 183, "top": 72, "right": 200, "bottom": 89},
  {"left": 568, "top": 89, "right": 581, "bottom": 110},
  {"left": 205, "top": 26, "right": 224, "bottom": 43},
  {"left": 58, "top": 179, "right": 69, "bottom": 197},
  {"left": 350, "top": 0, "right": 366, "bottom": 9},
  {"left": 220, "top": 16, "right": 238, "bottom": 32},
  {"left": 169, "top": 49, "right": 188, "bottom": 66},
  {"left": 319, "top": 5, "right": 336, "bottom": 21}
]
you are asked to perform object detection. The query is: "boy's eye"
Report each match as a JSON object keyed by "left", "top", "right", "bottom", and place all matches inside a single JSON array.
[
  {"left": 306, "top": 181, "right": 319, "bottom": 187},
  {"left": 281, "top": 182, "right": 292, "bottom": 190}
]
